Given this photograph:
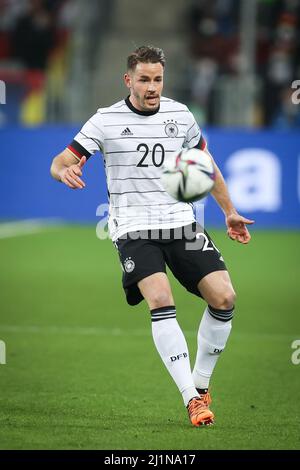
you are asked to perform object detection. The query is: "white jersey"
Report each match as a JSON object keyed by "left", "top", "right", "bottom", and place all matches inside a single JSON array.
[{"left": 68, "top": 96, "right": 206, "bottom": 241}]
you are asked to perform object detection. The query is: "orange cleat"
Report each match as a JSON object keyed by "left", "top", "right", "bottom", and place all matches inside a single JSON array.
[{"left": 187, "top": 392, "right": 214, "bottom": 427}]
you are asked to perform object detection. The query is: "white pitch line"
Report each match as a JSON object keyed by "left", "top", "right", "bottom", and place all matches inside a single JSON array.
[
  {"left": 0, "top": 324, "right": 151, "bottom": 337},
  {"left": 0, "top": 219, "right": 63, "bottom": 239},
  {"left": 0, "top": 324, "right": 297, "bottom": 341}
]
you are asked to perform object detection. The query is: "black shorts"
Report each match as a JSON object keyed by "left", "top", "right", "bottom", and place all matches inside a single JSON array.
[{"left": 114, "top": 223, "right": 227, "bottom": 305}]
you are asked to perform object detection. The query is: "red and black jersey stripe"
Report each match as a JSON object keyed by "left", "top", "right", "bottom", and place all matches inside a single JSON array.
[
  {"left": 193, "top": 135, "right": 207, "bottom": 151},
  {"left": 67, "top": 140, "right": 92, "bottom": 160}
]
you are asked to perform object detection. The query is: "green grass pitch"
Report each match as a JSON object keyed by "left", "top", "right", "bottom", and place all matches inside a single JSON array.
[{"left": 0, "top": 226, "right": 299, "bottom": 450}]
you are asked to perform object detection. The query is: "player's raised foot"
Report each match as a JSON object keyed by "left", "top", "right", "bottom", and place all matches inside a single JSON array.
[{"left": 187, "top": 395, "right": 214, "bottom": 427}]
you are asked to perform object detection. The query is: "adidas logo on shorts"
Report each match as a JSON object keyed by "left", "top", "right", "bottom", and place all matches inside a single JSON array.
[{"left": 121, "top": 127, "right": 133, "bottom": 136}]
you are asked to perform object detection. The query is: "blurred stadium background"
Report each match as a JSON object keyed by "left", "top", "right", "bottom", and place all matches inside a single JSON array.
[{"left": 0, "top": 0, "right": 300, "bottom": 450}]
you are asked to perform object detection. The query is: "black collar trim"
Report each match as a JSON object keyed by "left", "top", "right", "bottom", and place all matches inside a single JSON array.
[{"left": 125, "top": 96, "right": 160, "bottom": 116}]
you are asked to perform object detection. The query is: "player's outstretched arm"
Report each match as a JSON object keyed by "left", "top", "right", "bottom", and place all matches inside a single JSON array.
[
  {"left": 204, "top": 149, "right": 254, "bottom": 244},
  {"left": 50, "top": 149, "right": 86, "bottom": 189},
  {"left": 225, "top": 212, "right": 254, "bottom": 244}
]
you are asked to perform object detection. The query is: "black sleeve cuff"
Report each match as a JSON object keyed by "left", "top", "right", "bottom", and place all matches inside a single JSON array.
[
  {"left": 67, "top": 140, "right": 92, "bottom": 160},
  {"left": 193, "top": 135, "right": 207, "bottom": 151}
]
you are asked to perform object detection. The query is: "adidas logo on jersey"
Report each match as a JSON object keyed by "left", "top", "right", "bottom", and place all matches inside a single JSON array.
[{"left": 121, "top": 127, "right": 133, "bottom": 136}]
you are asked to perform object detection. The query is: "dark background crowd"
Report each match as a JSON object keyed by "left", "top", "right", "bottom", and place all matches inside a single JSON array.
[{"left": 0, "top": 0, "right": 299, "bottom": 128}]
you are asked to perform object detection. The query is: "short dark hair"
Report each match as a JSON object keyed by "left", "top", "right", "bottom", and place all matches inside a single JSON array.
[{"left": 127, "top": 46, "right": 166, "bottom": 71}]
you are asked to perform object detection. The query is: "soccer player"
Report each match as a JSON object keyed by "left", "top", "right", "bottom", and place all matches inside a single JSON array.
[{"left": 50, "top": 46, "right": 254, "bottom": 427}]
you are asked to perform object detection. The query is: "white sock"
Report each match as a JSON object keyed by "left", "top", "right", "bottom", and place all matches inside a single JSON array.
[
  {"left": 192, "top": 305, "right": 233, "bottom": 390},
  {"left": 151, "top": 306, "right": 198, "bottom": 406}
]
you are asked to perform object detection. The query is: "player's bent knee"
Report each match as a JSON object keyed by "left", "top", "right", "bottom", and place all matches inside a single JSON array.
[
  {"left": 149, "top": 291, "right": 174, "bottom": 309},
  {"left": 211, "top": 289, "right": 236, "bottom": 310},
  {"left": 224, "top": 289, "right": 236, "bottom": 309}
]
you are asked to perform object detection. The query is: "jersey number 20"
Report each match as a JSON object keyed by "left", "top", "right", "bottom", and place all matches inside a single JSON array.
[{"left": 137, "top": 143, "right": 165, "bottom": 167}]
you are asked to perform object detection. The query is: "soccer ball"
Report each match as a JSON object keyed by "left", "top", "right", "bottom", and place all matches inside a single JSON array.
[{"left": 161, "top": 148, "right": 215, "bottom": 202}]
